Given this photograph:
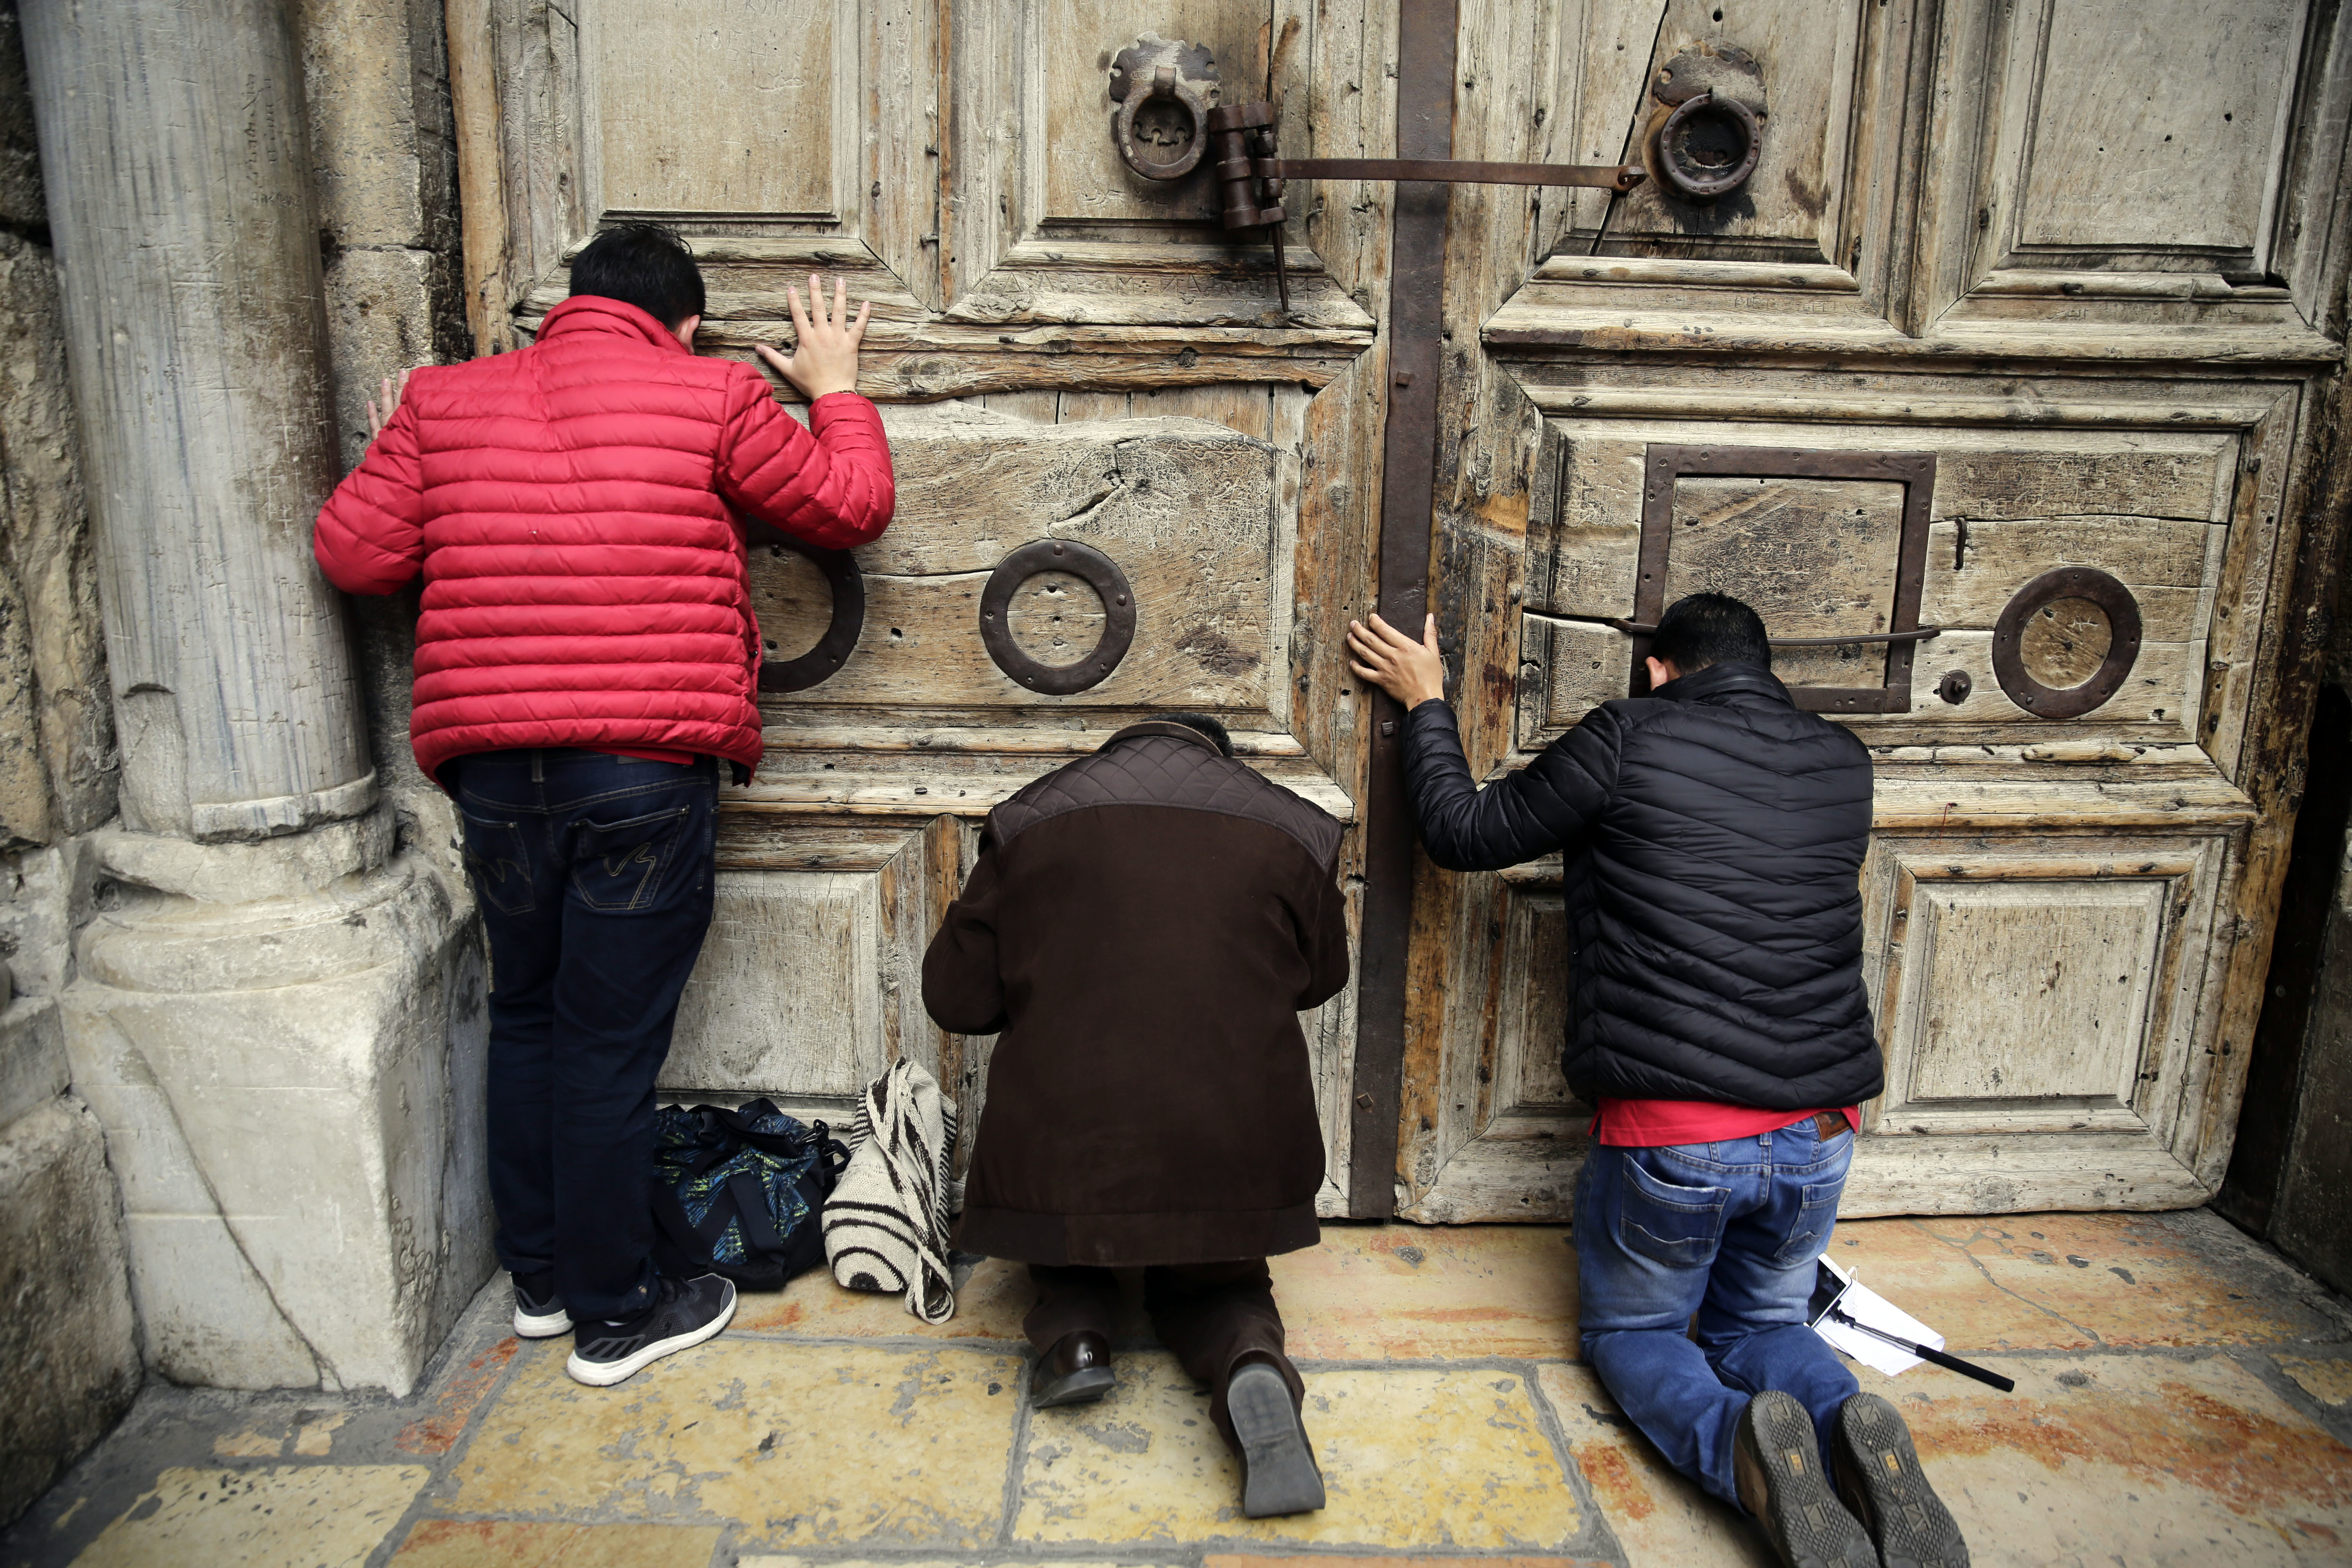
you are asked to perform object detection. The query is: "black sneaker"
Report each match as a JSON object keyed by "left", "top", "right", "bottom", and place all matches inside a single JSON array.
[
  {"left": 512, "top": 1272, "right": 571, "bottom": 1339},
  {"left": 565, "top": 1274, "right": 736, "bottom": 1388},
  {"left": 1734, "top": 1390, "right": 1877, "bottom": 1568},
  {"left": 1229, "top": 1358, "right": 1324, "bottom": 1518},
  {"left": 1832, "top": 1392, "right": 1970, "bottom": 1568}
]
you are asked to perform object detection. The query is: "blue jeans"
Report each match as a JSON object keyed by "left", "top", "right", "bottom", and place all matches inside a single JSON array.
[
  {"left": 1575, "top": 1120, "right": 1859, "bottom": 1507},
  {"left": 450, "top": 748, "right": 718, "bottom": 1322}
]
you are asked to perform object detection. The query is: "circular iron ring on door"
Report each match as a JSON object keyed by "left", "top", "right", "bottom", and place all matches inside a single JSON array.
[
  {"left": 753, "top": 535, "right": 866, "bottom": 693},
  {"left": 979, "top": 539, "right": 1137, "bottom": 695},
  {"left": 1991, "top": 566, "right": 2143, "bottom": 719}
]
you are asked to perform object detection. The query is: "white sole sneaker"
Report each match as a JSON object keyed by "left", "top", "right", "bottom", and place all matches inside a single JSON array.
[
  {"left": 565, "top": 1280, "right": 737, "bottom": 1388},
  {"left": 513, "top": 1301, "right": 573, "bottom": 1338}
]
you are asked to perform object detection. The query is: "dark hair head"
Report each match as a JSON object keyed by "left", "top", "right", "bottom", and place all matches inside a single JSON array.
[
  {"left": 1162, "top": 713, "right": 1234, "bottom": 757},
  {"left": 1650, "top": 592, "right": 1771, "bottom": 675},
  {"left": 569, "top": 223, "right": 706, "bottom": 329}
]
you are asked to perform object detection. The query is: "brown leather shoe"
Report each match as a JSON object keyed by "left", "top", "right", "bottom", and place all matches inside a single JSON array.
[{"left": 1030, "top": 1330, "right": 1116, "bottom": 1408}]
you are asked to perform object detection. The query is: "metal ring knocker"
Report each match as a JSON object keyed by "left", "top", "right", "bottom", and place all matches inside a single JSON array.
[
  {"left": 1991, "top": 566, "right": 2143, "bottom": 719},
  {"left": 751, "top": 529, "right": 866, "bottom": 693},
  {"left": 1657, "top": 92, "right": 1762, "bottom": 200},
  {"left": 1646, "top": 43, "right": 1768, "bottom": 202},
  {"left": 978, "top": 539, "right": 1138, "bottom": 696},
  {"left": 1109, "top": 35, "right": 1221, "bottom": 182}
]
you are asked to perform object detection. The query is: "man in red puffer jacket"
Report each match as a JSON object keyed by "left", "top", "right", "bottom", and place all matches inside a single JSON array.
[{"left": 314, "top": 223, "right": 894, "bottom": 1388}]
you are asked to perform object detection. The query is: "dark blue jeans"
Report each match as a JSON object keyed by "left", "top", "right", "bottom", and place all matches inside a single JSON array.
[
  {"left": 1575, "top": 1120, "right": 1859, "bottom": 1507},
  {"left": 451, "top": 748, "right": 718, "bottom": 1322}
]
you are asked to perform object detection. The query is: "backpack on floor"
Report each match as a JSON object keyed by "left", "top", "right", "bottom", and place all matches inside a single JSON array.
[{"left": 650, "top": 1098, "right": 850, "bottom": 1291}]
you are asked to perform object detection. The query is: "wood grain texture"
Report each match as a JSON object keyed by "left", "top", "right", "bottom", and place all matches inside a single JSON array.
[{"left": 1399, "top": 0, "right": 2348, "bottom": 1220}]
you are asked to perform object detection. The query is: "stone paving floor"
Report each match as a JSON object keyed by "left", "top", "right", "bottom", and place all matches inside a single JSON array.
[{"left": 8, "top": 1209, "right": 2352, "bottom": 1567}]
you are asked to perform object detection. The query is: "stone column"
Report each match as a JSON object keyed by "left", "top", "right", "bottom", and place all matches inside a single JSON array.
[
  {"left": 20, "top": 0, "right": 371, "bottom": 841},
  {"left": 18, "top": 0, "right": 489, "bottom": 1396}
]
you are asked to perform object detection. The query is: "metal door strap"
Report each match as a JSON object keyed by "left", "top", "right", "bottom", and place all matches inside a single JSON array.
[{"left": 1522, "top": 609, "right": 1943, "bottom": 648}]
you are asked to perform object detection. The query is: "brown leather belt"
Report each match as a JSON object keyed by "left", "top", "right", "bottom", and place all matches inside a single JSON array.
[{"left": 1813, "top": 1111, "right": 1850, "bottom": 1142}]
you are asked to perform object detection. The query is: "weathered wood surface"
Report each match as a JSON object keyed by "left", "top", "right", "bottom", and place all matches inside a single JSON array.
[
  {"left": 750, "top": 406, "right": 1282, "bottom": 713},
  {"left": 456, "top": 0, "right": 1402, "bottom": 1203},
  {"left": 1394, "top": 0, "right": 2350, "bottom": 1224}
]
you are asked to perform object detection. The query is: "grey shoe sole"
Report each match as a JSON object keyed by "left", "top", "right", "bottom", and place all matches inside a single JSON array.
[
  {"left": 1031, "top": 1364, "right": 1116, "bottom": 1408},
  {"left": 1741, "top": 1390, "right": 1877, "bottom": 1568},
  {"left": 1836, "top": 1393, "right": 1970, "bottom": 1568},
  {"left": 1229, "top": 1361, "right": 1324, "bottom": 1518}
]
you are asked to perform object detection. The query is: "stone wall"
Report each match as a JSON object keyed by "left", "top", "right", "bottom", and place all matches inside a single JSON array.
[
  {"left": 0, "top": 0, "right": 140, "bottom": 1528},
  {"left": 297, "top": 0, "right": 473, "bottom": 873},
  {"left": 0, "top": 0, "right": 490, "bottom": 1527},
  {"left": 0, "top": 2, "right": 113, "bottom": 854}
]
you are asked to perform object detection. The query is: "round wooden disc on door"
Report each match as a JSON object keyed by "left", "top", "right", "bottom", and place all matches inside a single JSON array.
[
  {"left": 978, "top": 539, "right": 1137, "bottom": 695},
  {"left": 1991, "top": 566, "right": 2143, "bottom": 719}
]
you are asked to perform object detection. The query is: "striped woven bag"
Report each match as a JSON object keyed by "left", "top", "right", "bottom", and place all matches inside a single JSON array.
[{"left": 821, "top": 1058, "right": 959, "bottom": 1323}]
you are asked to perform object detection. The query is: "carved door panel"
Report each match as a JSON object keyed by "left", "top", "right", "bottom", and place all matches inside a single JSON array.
[
  {"left": 454, "top": 0, "right": 1396, "bottom": 1204},
  {"left": 1392, "top": 0, "right": 2350, "bottom": 1219}
]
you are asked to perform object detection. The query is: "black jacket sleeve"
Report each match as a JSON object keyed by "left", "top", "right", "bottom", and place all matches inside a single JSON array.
[{"left": 1400, "top": 698, "right": 1624, "bottom": 871}]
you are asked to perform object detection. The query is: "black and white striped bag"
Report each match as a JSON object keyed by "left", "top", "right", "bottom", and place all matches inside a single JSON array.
[{"left": 821, "top": 1059, "right": 958, "bottom": 1323}]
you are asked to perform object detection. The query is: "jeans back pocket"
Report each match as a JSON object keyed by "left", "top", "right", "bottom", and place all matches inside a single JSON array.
[
  {"left": 1617, "top": 1153, "right": 1731, "bottom": 1268},
  {"left": 570, "top": 804, "right": 693, "bottom": 912},
  {"left": 460, "top": 816, "right": 537, "bottom": 917}
]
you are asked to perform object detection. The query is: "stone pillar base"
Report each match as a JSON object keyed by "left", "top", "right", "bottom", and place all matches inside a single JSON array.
[{"left": 62, "top": 815, "right": 490, "bottom": 1394}]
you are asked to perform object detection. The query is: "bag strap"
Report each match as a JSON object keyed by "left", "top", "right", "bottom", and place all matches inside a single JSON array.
[{"left": 726, "top": 1169, "right": 785, "bottom": 1256}]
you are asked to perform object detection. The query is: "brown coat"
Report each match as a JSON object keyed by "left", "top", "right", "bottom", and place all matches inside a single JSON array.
[{"left": 922, "top": 721, "right": 1350, "bottom": 1267}]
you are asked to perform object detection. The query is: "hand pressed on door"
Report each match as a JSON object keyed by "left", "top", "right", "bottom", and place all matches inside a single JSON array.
[
  {"left": 755, "top": 273, "right": 872, "bottom": 400},
  {"left": 1346, "top": 612, "right": 1448, "bottom": 708}
]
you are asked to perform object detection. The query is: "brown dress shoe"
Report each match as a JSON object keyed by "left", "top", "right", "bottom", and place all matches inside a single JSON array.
[{"left": 1030, "top": 1329, "right": 1116, "bottom": 1408}]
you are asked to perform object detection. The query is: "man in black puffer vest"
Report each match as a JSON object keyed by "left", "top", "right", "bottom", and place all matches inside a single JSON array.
[{"left": 1350, "top": 594, "right": 1967, "bottom": 1568}]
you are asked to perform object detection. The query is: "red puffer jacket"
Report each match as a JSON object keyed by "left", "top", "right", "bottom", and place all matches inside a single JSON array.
[{"left": 313, "top": 295, "right": 893, "bottom": 782}]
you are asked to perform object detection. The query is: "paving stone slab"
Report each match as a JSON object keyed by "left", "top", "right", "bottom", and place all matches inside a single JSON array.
[
  {"left": 437, "top": 1338, "right": 1022, "bottom": 1550},
  {"left": 69, "top": 1464, "right": 428, "bottom": 1568},
  {"left": 1013, "top": 1352, "right": 1584, "bottom": 1551}
]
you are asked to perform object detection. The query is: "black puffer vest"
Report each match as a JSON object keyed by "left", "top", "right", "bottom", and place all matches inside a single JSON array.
[{"left": 1401, "top": 661, "right": 1882, "bottom": 1109}]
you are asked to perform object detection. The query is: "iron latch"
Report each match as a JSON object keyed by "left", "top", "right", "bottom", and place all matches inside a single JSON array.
[{"left": 1111, "top": 36, "right": 1645, "bottom": 312}]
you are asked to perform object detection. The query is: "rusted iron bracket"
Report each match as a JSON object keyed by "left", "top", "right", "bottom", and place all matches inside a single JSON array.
[
  {"left": 1202, "top": 98, "right": 1644, "bottom": 312},
  {"left": 1550, "top": 612, "right": 1944, "bottom": 650},
  {"left": 1991, "top": 566, "right": 2143, "bottom": 719},
  {"left": 978, "top": 539, "right": 1138, "bottom": 696},
  {"left": 749, "top": 524, "right": 864, "bottom": 693},
  {"left": 1632, "top": 446, "right": 1939, "bottom": 716}
]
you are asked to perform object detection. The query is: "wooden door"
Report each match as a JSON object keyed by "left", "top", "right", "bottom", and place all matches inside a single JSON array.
[
  {"left": 448, "top": 0, "right": 1403, "bottom": 1205},
  {"left": 1394, "top": 0, "right": 2352, "bottom": 1219}
]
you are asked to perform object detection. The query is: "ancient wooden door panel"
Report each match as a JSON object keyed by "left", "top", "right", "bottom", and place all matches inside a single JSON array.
[
  {"left": 1522, "top": 418, "right": 2260, "bottom": 754},
  {"left": 748, "top": 409, "right": 1290, "bottom": 719},
  {"left": 1396, "top": 0, "right": 2345, "bottom": 1221},
  {"left": 460, "top": 0, "right": 1393, "bottom": 1201},
  {"left": 667, "top": 815, "right": 960, "bottom": 1111}
]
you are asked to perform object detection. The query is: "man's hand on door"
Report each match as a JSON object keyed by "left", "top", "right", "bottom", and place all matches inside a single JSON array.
[
  {"left": 1347, "top": 612, "right": 1448, "bottom": 709},
  {"left": 756, "top": 274, "right": 871, "bottom": 401},
  {"left": 366, "top": 369, "right": 412, "bottom": 439}
]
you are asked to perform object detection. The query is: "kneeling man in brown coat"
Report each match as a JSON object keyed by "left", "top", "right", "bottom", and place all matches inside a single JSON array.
[{"left": 922, "top": 714, "right": 1349, "bottom": 1517}]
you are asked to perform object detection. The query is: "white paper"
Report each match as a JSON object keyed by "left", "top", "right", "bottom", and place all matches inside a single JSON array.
[{"left": 1809, "top": 1259, "right": 1946, "bottom": 1376}]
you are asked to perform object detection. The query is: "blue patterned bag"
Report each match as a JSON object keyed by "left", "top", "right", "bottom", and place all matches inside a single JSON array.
[{"left": 650, "top": 1098, "right": 849, "bottom": 1290}]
